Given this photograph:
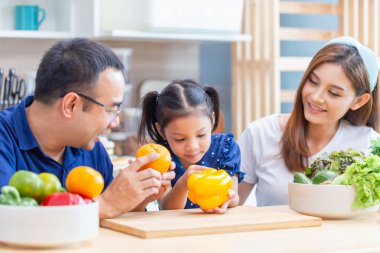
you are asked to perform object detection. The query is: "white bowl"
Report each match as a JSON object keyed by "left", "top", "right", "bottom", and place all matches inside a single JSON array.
[
  {"left": 0, "top": 201, "right": 99, "bottom": 248},
  {"left": 288, "top": 182, "right": 379, "bottom": 219}
]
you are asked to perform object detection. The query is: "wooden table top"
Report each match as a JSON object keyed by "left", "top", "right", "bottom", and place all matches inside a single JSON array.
[{"left": 1, "top": 205, "right": 379, "bottom": 253}]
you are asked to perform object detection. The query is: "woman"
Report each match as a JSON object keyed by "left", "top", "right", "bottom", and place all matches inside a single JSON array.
[{"left": 238, "top": 36, "right": 380, "bottom": 206}]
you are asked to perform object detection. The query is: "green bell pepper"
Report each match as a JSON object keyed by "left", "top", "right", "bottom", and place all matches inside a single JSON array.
[
  {"left": 0, "top": 194, "right": 18, "bottom": 205},
  {"left": 0, "top": 185, "right": 38, "bottom": 206},
  {"left": 19, "top": 197, "right": 38, "bottom": 206},
  {"left": 1, "top": 185, "right": 21, "bottom": 201}
]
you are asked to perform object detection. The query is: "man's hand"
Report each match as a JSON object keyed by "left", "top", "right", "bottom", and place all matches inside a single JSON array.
[
  {"left": 140, "top": 161, "right": 176, "bottom": 205},
  {"left": 98, "top": 153, "right": 163, "bottom": 219}
]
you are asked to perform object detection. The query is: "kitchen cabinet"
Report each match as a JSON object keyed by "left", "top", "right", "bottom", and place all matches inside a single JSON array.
[
  {"left": 0, "top": 0, "right": 73, "bottom": 39},
  {"left": 0, "top": 0, "right": 250, "bottom": 42},
  {"left": 82, "top": 0, "right": 251, "bottom": 42}
]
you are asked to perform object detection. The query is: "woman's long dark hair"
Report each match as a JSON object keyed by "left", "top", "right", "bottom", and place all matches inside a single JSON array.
[
  {"left": 138, "top": 79, "right": 220, "bottom": 144},
  {"left": 281, "top": 44, "right": 379, "bottom": 172}
]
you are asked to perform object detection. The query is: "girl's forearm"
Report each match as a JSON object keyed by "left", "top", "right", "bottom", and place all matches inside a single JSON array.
[
  {"left": 228, "top": 175, "right": 240, "bottom": 208},
  {"left": 160, "top": 178, "right": 189, "bottom": 210}
]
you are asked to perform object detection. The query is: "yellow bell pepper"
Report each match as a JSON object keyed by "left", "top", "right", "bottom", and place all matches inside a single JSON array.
[{"left": 187, "top": 168, "right": 232, "bottom": 209}]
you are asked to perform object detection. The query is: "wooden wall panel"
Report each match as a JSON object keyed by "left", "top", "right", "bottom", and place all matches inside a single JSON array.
[{"left": 232, "top": 0, "right": 380, "bottom": 138}]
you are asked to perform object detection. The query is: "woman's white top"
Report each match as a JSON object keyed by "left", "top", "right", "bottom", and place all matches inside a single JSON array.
[{"left": 238, "top": 114, "right": 380, "bottom": 206}]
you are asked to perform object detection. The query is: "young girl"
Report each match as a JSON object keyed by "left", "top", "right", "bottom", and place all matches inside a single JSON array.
[
  {"left": 238, "top": 36, "right": 380, "bottom": 206},
  {"left": 138, "top": 79, "right": 244, "bottom": 213}
]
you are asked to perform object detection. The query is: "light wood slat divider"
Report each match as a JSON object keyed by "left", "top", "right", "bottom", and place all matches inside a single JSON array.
[
  {"left": 251, "top": 0, "right": 260, "bottom": 122},
  {"left": 278, "top": 57, "right": 311, "bottom": 71},
  {"left": 279, "top": 28, "right": 338, "bottom": 41},
  {"left": 270, "top": 0, "right": 280, "bottom": 115},
  {"left": 231, "top": 0, "right": 380, "bottom": 138},
  {"left": 373, "top": 0, "right": 379, "bottom": 55},
  {"left": 353, "top": 0, "right": 359, "bottom": 39},
  {"left": 281, "top": 90, "right": 297, "bottom": 103},
  {"left": 279, "top": 2, "right": 337, "bottom": 14},
  {"left": 362, "top": 0, "right": 368, "bottom": 44}
]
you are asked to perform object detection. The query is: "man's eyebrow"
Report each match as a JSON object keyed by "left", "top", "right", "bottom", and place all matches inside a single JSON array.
[{"left": 111, "top": 102, "right": 123, "bottom": 108}]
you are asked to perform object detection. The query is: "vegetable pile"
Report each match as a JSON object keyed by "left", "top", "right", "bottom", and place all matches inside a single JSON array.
[
  {"left": 339, "top": 155, "right": 380, "bottom": 208},
  {"left": 305, "top": 149, "right": 363, "bottom": 179},
  {"left": 293, "top": 139, "right": 380, "bottom": 209},
  {"left": 0, "top": 166, "right": 104, "bottom": 207}
]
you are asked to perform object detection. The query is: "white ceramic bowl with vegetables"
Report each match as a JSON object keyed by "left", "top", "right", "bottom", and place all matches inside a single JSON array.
[
  {"left": 288, "top": 149, "right": 380, "bottom": 219},
  {"left": 288, "top": 182, "right": 379, "bottom": 219},
  {"left": 0, "top": 168, "right": 103, "bottom": 248},
  {"left": 0, "top": 201, "right": 99, "bottom": 248}
]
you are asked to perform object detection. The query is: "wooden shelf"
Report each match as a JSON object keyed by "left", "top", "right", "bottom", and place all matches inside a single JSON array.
[
  {"left": 0, "top": 30, "right": 72, "bottom": 39},
  {"left": 97, "top": 29, "right": 251, "bottom": 42},
  {"left": 0, "top": 29, "right": 251, "bottom": 43},
  {"left": 0, "top": 0, "right": 248, "bottom": 43}
]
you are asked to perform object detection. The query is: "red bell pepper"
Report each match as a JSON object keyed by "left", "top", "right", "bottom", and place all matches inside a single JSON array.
[
  {"left": 41, "top": 192, "right": 85, "bottom": 206},
  {"left": 81, "top": 196, "right": 94, "bottom": 204}
]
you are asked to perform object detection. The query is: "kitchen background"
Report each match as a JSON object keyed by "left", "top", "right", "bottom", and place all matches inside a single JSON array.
[
  {"left": 0, "top": 0, "right": 355, "bottom": 206},
  {"left": 0, "top": 0, "right": 338, "bottom": 131},
  {"left": 0, "top": 0, "right": 240, "bottom": 129}
]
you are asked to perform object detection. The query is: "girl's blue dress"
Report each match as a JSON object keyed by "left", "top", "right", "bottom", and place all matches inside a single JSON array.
[{"left": 164, "top": 132, "right": 245, "bottom": 209}]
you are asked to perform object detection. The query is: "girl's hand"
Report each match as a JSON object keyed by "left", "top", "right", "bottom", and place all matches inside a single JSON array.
[
  {"left": 201, "top": 190, "right": 237, "bottom": 214},
  {"left": 178, "top": 165, "right": 210, "bottom": 187},
  {"left": 184, "top": 165, "right": 210, "bottom": 179}
]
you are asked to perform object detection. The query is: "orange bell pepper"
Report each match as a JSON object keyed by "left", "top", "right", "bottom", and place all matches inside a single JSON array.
[{"left": 187, "top": 168, "right": 232, "bottom": 209}]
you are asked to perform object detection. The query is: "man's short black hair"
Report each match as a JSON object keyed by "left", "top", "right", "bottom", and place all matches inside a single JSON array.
[{"left": 34, "top": 38, "right": 124, "bottom": 104}]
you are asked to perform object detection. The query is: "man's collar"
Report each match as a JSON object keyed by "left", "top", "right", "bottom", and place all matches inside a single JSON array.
[{"left": 12, "top": 96, "right": 39, "bottom": 150}]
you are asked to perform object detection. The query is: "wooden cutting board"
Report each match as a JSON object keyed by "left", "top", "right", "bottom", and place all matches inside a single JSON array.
[{"left": 100, "top": 205, "right": 322, "bottom": 238}]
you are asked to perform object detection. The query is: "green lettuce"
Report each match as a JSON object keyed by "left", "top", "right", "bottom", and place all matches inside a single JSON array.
[
  {"left": 306, "top": 149, "right": 363, "bottom": 179},
  {"left": 340, "top": 155, "right": 380, "bottom": 209},
  {"left": 370, "top": 138, "right": 380, "bottom": 156}
]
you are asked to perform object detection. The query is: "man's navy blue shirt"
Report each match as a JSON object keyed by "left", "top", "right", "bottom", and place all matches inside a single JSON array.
[{"left": 0, "top": 96, "right": 114, "bottom": 188}]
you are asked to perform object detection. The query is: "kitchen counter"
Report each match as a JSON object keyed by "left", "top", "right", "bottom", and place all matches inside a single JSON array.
[{"left": 1, "top": 205, "right": 379, "bottom": 253}]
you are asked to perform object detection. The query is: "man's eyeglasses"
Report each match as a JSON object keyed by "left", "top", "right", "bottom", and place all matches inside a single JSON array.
[{"left": 77, "top": 93, "right": 122, "bottom": 119}]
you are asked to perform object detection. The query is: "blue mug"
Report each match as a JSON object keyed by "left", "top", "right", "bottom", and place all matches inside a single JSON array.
[{"left": 15, "top": 5, "right": 46, "bottom": 31}]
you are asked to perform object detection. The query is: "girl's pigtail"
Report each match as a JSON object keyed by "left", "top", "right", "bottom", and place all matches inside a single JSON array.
[
  {"left": 138, "top": 91, "right": 160, "bottom": 145},
  {"left": 204, "top": 86, "right": 220, "bottom": 132}
]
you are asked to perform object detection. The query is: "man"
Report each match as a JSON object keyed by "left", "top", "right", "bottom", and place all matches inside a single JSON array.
[{"left": 0, "top": 38, "right": 175, "bottom": 218}]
